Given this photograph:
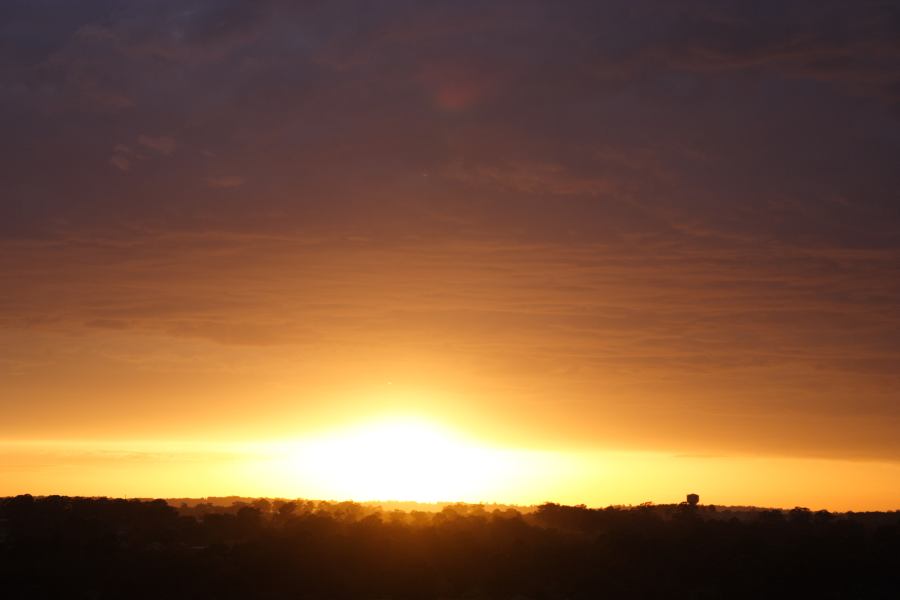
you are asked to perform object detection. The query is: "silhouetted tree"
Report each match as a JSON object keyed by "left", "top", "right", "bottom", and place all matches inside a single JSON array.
[{"left": 1, "top": 495, "right": 898, "bottom": 599}]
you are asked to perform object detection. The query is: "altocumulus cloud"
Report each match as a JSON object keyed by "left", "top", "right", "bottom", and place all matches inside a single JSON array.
[{"left": 0, "top": 0, "right": 898, "bottom": 461}]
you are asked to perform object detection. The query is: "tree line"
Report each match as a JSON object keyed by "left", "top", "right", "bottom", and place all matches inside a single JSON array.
[{"left": 1, "top": 495, "right": 898, "bottom": 598}]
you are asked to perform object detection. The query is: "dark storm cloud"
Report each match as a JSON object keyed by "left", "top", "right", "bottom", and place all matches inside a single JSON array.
[{"left": 1, "top": 1, "right": 899, "bottom": 458}]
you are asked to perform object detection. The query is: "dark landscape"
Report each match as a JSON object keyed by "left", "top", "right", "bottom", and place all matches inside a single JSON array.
[{"left": 2, "top": 495, "right": 898, "bottom": 599}]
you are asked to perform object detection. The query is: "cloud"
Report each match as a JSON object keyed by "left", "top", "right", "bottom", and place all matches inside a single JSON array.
[
  {"left": 207, "top": 175, "right": 246, "bottom": 188},
  {"left": 443, "top": 160, "right": 618, "bottom": 197},
  {"left": 85, "top": 318, "right": 131, "bottom": 330},
  {"left": 109, "top": 155, "right": 130, "bottom": 171},
  {"left": 0, "top": 0, "right": 899, "bottom": 461},
  {"left": 137, "top": 135, "right": 177, "bottom": 155}
]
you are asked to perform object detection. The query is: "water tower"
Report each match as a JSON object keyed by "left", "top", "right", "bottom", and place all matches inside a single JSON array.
[{"left": 686, "top": 493, "right": 700, "bottom": 506}]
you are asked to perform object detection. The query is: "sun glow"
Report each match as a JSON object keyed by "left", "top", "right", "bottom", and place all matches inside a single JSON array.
[{"left": 263, "top": 417, "right": 554, "bottom": 502}]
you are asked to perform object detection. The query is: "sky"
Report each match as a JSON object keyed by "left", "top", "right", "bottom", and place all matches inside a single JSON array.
[{"left": 1, "top": 0, "right": 899, "bottom": 510}]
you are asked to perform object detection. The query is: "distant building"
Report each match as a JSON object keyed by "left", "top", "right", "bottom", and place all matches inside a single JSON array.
[{"left": 686, "top": 493, "right": 700, "bottom": 506}]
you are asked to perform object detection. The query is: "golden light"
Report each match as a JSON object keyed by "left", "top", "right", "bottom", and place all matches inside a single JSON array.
[
  {"left": 260, "top": 416, "right": 562, "bottom": 502},
  {"left": 3, "top": 434, "right": 899, "bottom": 509}
]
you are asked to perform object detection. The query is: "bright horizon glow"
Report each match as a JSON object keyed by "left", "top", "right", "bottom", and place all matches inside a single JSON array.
[
  {"left": 2, "top": 413, "right": 900, "bottom": 511},
  {"left": 253, "top": 416, "right": 572, "bottom": 503}
]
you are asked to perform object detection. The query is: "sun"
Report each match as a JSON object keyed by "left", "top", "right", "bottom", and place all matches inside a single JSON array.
[{"left": 276, "top": 417, "right": 531, "bottom": 502}]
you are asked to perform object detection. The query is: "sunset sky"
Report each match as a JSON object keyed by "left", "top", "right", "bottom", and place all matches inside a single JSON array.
[{"left": 2, "top": 1, "right": 899, "bottom": 510}]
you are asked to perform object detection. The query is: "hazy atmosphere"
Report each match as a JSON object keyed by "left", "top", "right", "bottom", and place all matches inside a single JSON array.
[{"left": 2, "top": 0, "right": 900, "bottom": 510}]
